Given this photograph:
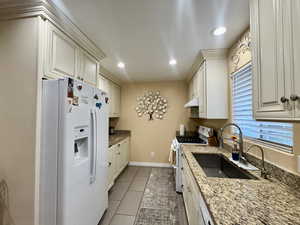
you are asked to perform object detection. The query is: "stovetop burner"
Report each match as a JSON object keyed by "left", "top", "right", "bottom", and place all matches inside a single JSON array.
[
  {"left": 176, "top": 131, "right": 206, "bottom": 144},
  {"left": 176, "top": 136, "right": 206, "bottom": 144}
]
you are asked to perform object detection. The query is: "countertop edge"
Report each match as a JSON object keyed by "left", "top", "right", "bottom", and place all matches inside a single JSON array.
[
  {"left": 181, "top": 145, "right": 300, "bottom": 225},
  {"left": 109, "top": 130, "right": 131, "bottom": 147}
]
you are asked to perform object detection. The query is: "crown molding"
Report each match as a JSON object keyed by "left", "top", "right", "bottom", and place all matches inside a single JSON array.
[
  {"left": 99, "top": 66, "right": 123, "bottom": 86},
  {"left": 0, "top": 0, "right": 106, "bottom": 61},
  {"left": 201, "top": 48, "right": 228, "bottom": 59}
]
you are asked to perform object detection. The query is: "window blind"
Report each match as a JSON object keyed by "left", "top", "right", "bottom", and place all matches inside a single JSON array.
[{"left": 232, "top": 64, "right": 293, "bottom": 152}]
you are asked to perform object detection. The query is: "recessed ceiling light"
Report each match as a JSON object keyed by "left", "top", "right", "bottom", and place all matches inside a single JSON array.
[
  {"left": 213, "top": 26, "right": 227, "bottom": 36},
  {"left": 169, "top": 59, "right": 177, "bottom": 65},
  {"left": 117, "top": 62, "right": 125, "bottom": 68}
]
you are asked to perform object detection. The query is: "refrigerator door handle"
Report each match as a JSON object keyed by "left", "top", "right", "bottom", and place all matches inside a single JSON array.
[
  {"left": 93, "top": 108, "right": 99, "bottom": 182},
  {"left": 90, "top": 109, "right": 97, "bottom": 184}
]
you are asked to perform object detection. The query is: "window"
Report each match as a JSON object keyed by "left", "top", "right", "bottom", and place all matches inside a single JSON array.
[{"left": 232, "top": 64, "right": 293, "bottom": 152}]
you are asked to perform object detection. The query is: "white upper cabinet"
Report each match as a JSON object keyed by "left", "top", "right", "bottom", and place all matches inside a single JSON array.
[
  {"left": 292, "top": 0, "right": 300, "bottom": 118},
  {"left": 113, "top": 82, "right": 121, "bottom": 117},
  {"left": 98, "top": 75, "right": 110, "bottom": 94},
  {"left": 188, "top": 73, "right": 199, "bottom": 100},
  {"left": 78, "top": 50, "right": 99, "bottom": 86},
  {"left": 188, "top": 80, "right": 194, "bottom": 100},
  {"left": 188, "top": 50, "right": 228, "bottom": 119},
  {"left": 251, "top": 0, "right": 300, "bottom": 120},
  {"left": 197, "top": 62, "right": 206, "bottom": 118},
  {"left": 98, "top": 75, "right": 121, "bottom": 118},
  {"left": 45, "top": 21, "right": 78, "bottom": 79},
  {"left": 109, "top": 81, "right": 121, "bottom": 118},
  {"left": 44, "top": 21, "right": 100, "bottom": 86}
]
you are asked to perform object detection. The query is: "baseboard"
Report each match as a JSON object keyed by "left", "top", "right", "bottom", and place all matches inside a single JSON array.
[{"left": 129, "top": 161, "right": 172, "bottom": 168}]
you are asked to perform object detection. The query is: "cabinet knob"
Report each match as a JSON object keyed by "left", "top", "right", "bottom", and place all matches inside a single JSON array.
[
  {"left": 280, "top": 96, "right": 289, "bottom": 103},
  {"left": 108, "top": 162, "right": 112, "bottom": 167},
  {"left": 290, "top": 94, "right": 299, "bottom": 101}
]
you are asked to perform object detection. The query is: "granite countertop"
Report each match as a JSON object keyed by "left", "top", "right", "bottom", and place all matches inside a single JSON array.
[
  {"left": 182, "top": 145, "right": 300, "bottom": 225},
  {"left": 109, "top": 130, "right": 131, "bottom": 147}
]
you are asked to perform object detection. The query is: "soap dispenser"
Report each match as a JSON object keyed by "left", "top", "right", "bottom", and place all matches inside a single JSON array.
[{"left": 231, "top": 136, "right": 239, "bottom": 161}]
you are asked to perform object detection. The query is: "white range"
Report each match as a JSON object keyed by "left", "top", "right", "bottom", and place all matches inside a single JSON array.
[{"left": 172, "top": 126, "right": 213, "bottom": 193}]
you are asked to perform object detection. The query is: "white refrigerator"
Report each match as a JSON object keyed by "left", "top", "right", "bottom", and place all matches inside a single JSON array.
[{"left": 40, "top": 78, "right": 108, "bottom": 225}]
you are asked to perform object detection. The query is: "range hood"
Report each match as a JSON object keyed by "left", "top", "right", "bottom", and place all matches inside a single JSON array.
[{"left": 184, "top": 98, "right": 199, "bottom": 108}]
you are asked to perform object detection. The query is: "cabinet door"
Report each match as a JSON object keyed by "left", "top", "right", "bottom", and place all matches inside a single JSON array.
[
  {"left": 292, "top": 0, "right": 300, "bottom": 118},
  {"left": 120, "top": 140, "right": 126, "bottom": 169},
  {"left": 45, "top": 22, "right": 78, "bottom": 79},
  {"left": 114, "top": 84, "right": 121, "bottom": 117},
  {"left": 108, "top": 82, "right": 121, "bottom": 118},
  {"left": 80, "top": 51, "right": 98, "bottom": 86},
  {"left": 98, "top": 76, "right": 112, "bottom": 115},
  {"left": 107, "top": 147, "right": 114, "bottom": 190},
  {"left": 251, "top": 0, "right": 293, "bottom": 120},
  {"left": 111, "top": 145, "right": 118, "bottom": 179},
  {"left": 108, "top": 81, "right": 115, "bottom": 117},
  {"left": 98, "top": 76, "right": 109, "bottom": 93},
  {"left": 124, "top": 138, "right": 129, "bottom": 165},
  {"left": 198, "top": 62, "right": 207, "bottom": 118},
  {"left": 188, "top": 78, "right": 194, "bottom": 100},
  {"left": 193, "top": 72, "right": 199, "bottom": 98},
  {"left": 121, "top": 138, "right": 129, "bottom": 167},
  {"left": 115, "top": 143, "right": 123, "bottom": 177}
]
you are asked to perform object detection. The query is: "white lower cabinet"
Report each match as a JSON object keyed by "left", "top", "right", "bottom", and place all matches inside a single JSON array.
[
  {"left": 182, "top": 157, "right": 214, "bottom": 225},
  {"left": 114, "top": 142, "right": 123, "bottom": 179},
  {"left": 107, "top": 146, "right": 115, "bottom": 190},
  {"left": 121, "top": 138, "right": 130, "bottom": 168},
  {"left": 107, "top": 137, "right": 130, "bottom": 190}
]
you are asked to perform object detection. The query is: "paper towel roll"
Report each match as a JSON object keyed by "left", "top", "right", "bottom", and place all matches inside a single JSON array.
[{"left": 179, "top": 124, "right": 185, "bottom": 136}]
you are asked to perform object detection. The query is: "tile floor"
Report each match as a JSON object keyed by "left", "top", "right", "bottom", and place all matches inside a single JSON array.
[{"left": 98, "top": 166, "right": 188, "bottom": 225}]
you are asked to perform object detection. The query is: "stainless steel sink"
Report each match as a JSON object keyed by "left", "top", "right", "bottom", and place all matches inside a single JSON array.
[{"left": 192, "top": 153, "right": 257, "bottom": 179}]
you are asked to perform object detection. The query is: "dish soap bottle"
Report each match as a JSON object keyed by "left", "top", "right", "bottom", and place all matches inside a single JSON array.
[
  {"left": 231, "top": 136, "right": 239, "bottom": 161},
  {"left": 232, "top": 144, "right": 239, "bottom": 161}
]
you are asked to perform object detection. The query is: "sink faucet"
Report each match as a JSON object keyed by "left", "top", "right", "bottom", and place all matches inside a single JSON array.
[
  {"left": 219, "top": 123, "right": 245, "bottom": 161},
  {"left": 246, "top": 145, "right": 269, "bottom": 179}
]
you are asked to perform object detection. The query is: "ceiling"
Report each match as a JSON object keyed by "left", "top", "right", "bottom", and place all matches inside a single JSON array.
[{"left": 51, "top": 0, "right": 250, "bottom": 82}]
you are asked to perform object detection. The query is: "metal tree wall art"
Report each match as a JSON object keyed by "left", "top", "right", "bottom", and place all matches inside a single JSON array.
[{"left": 135, "top": 91, "right": 168, "bottom": 120}]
